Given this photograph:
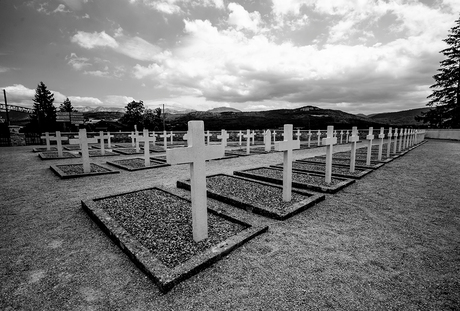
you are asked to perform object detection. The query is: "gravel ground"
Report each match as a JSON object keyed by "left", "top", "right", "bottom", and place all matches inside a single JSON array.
[
  {"left": 57, "top": 163, "right": 112, "bottom": 174},
  {"left": 281, "top": 162, "right": 366, "bottom": 177},
  {"left": 88, "top": 150, "right": 119, "bottom": 157},
  {"left": 1, "top": 140, "right": 459, "bottom": 310},
  {"left": 95, "top": 188, "right": 246, "bottom": 268},
  {"left": 240, "top": 167, "right": 342, "bottom": 187},
  {"left": 206, "top": 175, "right": 308, "bottom": 212},
  {"left": 111, "top": 158, "right": 154, "bottom": 169}
]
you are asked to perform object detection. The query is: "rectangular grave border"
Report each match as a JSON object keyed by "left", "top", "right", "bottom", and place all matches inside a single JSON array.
[
  {"left": 32, "top": 147, "right": 57, "bottom": 152},
  {"left": 316, "top": 154, "right": 393, "bottom": 164},
  {"left": 79, "top": 150, "right": 120, "bottom": 157},
  {"left": 224, "top": 151, "right": 251, "bottom": 157},
  {"left": 106, "top": 158, "right": 170, "bottom": 171},
  {"left": 297, "top": 158, "right": 385, "bottom": 170},
  {"left": 63, "top": 145, "right": 81, "bottom": 151},
  {"left": 234, "top": 166, "right": 355, "bottom": 194},
  {"left": 81, "top": 186, "right": 268, "bottom": 294},
  {"left": 177, "top": 173, "right": 325, "bottom": 220},
  {"left": 270, "top": 161, "right": 374, "bottom": 179},
  {"left": 38, "top": 152, "right": 81, "bottom": 160},
  {"left": 50, "top": 163, "right": 120, "bottom": 179},
  {"left": 112, "top": 148, "right": 144, "bottom": 155}
]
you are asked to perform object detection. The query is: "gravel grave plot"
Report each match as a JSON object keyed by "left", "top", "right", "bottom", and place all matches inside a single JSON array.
[
  {"left": 225, "top": 149, "right": 264, "bottom": 156},
  {"left": 32, "top": 147, "right": 57, "bottom": 152},
  {"left": 177, "top": 174, "right": 325, "bottom": 220},
  {"left": 299, "top": 156, "right": 385, "bottom": 169},
  {"left": 83, "top": 187, "right": 268, "bottom": 293},
  {"left": 106, "top": 158, "right": 169, "bottom": 171},
  {"left": 112, "top": 148, "right": 144, "bottom": 155},
  {"left": 38, "top": 151, "right": 80, "bottom": 160},
  {"left": 141, "top": 145, "right": 167, "bottom": 153},
  {"left": 63, "top": 145, "right": 81, "bottom": 150},
  {"left": 271, "top": 161, "right": 373, "bottom": 179},
  {"left": 91, "top": 144, "right": 114, "bottom": 149},
  {"left": 84, "top": 150, "right": 120, "bottom": 157},
  {"left": 317, "top": 153, "right": 393, "bottom": 163},
  {"left": 234, "top": 167, "right": 355, "bottom": 193},
  {"left": 113, "top": 143, "right": 135, "bottom": 148},
  {"left": 50, "top": 163, "right": 119, "bottom": 178}
]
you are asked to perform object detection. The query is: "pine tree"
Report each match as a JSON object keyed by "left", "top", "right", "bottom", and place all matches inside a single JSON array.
[
  {"left": 30, "top": 82, "right": 57, "bottom": 132},
  {"left": 59, "top": 98, "right": 76, "bottom": 112},
  {"left": 421, "top": 15, "right": 460, "bottom": 128}
]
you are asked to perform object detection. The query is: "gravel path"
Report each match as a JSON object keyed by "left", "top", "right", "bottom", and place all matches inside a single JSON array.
[{"left": 1, "top": 140, "right": 459, "bottom": 310}]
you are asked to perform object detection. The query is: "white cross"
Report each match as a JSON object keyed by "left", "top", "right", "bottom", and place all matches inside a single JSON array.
[
  {"left": 387, "top": 127, "right": 393, "bottom": 158},
  {"left": 243, "top": 129, "right": 254, "bottom": 154},
  {"left": 295, "top": 129, "right": 301, "bottom": 141},
  {"left": 349, "top": 126, "right": 359, "bottom": 173},
  {"left": 339, "top": 130, "right": 344, "bottom": 144},
  {"left": 237, "top": 130, "right": 243, "bottom": 146},
  {"left": 166, "top": 121, "right": 224, "bottom": 242},
  {"left": 135, "top": 127, "right": 141, "bottom": 152},
  {"left": 398, "top": 128, "right": 404, "bottom": 152},
  {"left": 217, "top": 129, "right": 229, "bottom": 147},
  {"left": 264, "top": 129, "right": 271, "bottom": 152},
  {"left": 333, "top": 130, "right": 337, "bottom": 137},
  {"left": 251, "top": 130, "right": 256, "bottom": 145},
  {"left": 49, "top": 131, "right": 68, "bottom": 157},
  {"left": 377, "top": 127, "right": 385, "bottom": 160},
  {"left": 69, "top": 129, "right": 97, "bottom": 173},
  {"left": 322, "top": 126, "right": 337, "bottom": 184},
  {"left": 160, "top": 130, "right": 171, "bottom": 150},
  {"left": 129, "top": 131, "right": 136, "bottom": 147},
  {"left": 272, "top": 130, "right": 276, "bottom": 142},
  {"left": 137, "top": 129, "right": 157, "bottom": 166},
  {"left": 307, "top": 130, "right": 312, "bottom": 147},
  {"left": 346, "top": 130, "right": 349, "bottom": 143},
  {"left": 406, "top": 129, "right": 410, "bottom": 149},
  {"left": 95, "top": 131, "right": 113, "bottom": 155},
  {"left": 275, "top": 124, "right": 300, "bottom": 202},
  {"left": 204, "top": 130, "right": 212, "bottom": 145},
  {"left": 170, "top": 131, "right": 175, "bottom": 145},
  {"left": 106, "top": 131, "right": 114, "bottom": 148},
  {"left": 393, "top": 128, "right": 399, "bottom": 154},
  {"left": 366, "top": 127, "right": 375, "bottom": 165},
  {"left": 317, "top": 130, "right": 321, "bottom": 146},
  {"left": 40, "top": 132, "right": 52, "bottom": 150}
]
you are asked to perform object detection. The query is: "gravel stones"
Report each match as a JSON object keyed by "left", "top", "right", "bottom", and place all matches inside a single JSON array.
[
  {"left": 57, "top": 163, "right": 112, "bottom": 174},
  {"left": 107, "top": 158, "right": 169, "bottom": 171},
  {"left": 87, "top": 150, "right": 119, "bottom": 157},
  {"left": 39, "top": 151, "right": 80, "bottom": 159},
  {"left": 94, "top": 188, "right": 246, "bottom": 268},
  {"left": 112, "top": 148, "right": 143, "bottom": 155}
]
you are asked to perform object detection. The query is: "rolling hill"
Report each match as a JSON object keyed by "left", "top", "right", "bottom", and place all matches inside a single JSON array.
[{"left": 369, "top": 107, "right": 431, "bottom": 126}]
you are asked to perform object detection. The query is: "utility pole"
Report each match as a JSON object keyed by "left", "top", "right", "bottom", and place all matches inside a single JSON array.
[
  {"left": 3, "top": 89, "right": 10, "bottom": 126},
  {"left": 163, "top": 104, "right": 166, "bottom": 131}
]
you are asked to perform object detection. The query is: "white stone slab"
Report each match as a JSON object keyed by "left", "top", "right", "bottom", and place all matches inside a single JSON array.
[
  {"left": 387, "top": 127, "right": 393, "bottom": 158},
  {"left": 349, "top": 126, "right": 359, "bottom": 173},
  {"left": 366, "top": 127, "right": 375, "bottom": 166},
  {"left": 378, "top": 127, "right": 385, "bottom": 160},
  {"left": 264, "top": 129, "right": 271, "bottom": 152},
  {"left": 322, "top": 126, "right": 337, "bottom": 184}
]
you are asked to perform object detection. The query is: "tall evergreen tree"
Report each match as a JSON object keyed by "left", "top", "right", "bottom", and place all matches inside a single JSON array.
[
  {"left": 59, "top": 98, "right": 77, "bottom": 112},
  {"left": 420, "top": 15, "right": 460, "bottom": 128},
  {"left": 30, "top": 82, "right": 57, "bottom": 132}
]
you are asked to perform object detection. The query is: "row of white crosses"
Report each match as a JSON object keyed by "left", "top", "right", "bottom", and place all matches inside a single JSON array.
[{"left": 41, "top": 131, "right": 68, "bottom": 157}]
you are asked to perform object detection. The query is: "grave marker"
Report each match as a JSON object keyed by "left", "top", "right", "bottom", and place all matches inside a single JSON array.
[
  {"left": 106, "top": 132, "right": 114, "bottom": 149},
  {"left": 69, "top": 129, "right": 97, "bottom": 173},
  {"left": 204, "top": 130, "right": 212, "bottom": 145},
  {"left": 349, "top": 126, "right": 359, "bottom": 173},
  {"left": 274, "top": 124, "right": 300, "bottom": 201},
  {"left": 307, "top": 130, "right": 312, "bottom": 147},
  {"left": 251, "top": 130, "right": 256, "bottom": 145},
  {"left": 166, "top": 121, "right": 224, "bottom": 242},
  {"left": 129, "top": 131, "right": 136, "bottom": 147},
  {"left": 340, "top": 130, "right": 344, "bottom": 144},
  {"left": 387, "top": 127, "right": 393, "bottom": 158},
  {"left": 272, "top": 130, "right": 276, "bottom": 142},
  {"left": 49, "top": 131, "right": 68, "bottom": 157},
  {"left": 138, "top": 129, "right": 157, "bottom": 166},
  {"left": 322, "top": 126, "right": 337, "bottom": 183},
  {"left": 264, "top": 129, "right": 271, "bottom": 152},
  {"left": 398, "top": 128, "right": 404, "bottom": 152},
  {"left": 366, "top": 127, "right": 374, "bottom": 166},
  {"left": 393, "top": 128, "right": 399, "bottom": 154},
  {"left": 40, "top": 132, "right": 52, "bottom": 151},
  {"left": 377, "top": 127, "right": 385, "bottom": 160},
  {"left": 170, "top": 131, "right": 175, "bottom": 144},
  {"left": 295, "top": 129, "right": 301, "bottom": 141},
  {"left": 345, "top": 130, "right": 350, "bottom": 143},
  {"left": 95, "top": 131, "right": 112, "bottom": 155},
  {"left": 217, "top": 129, "right": 229, "bottom": 147},
  {"left": 160, "top": 131, "right": 171, "bottom": 150},
  {"left": 243, "top": 130, "right": 254, "bottom": 154},
  {"left": 317, "top": 130, "right": 321, "bottom": 146},
  {"left": 237, "top": 130, "right": 243, "bottom": 146}
]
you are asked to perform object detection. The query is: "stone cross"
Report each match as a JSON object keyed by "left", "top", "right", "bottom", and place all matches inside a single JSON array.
[
  {"left": 243, "top": 130, "right": 255, "bottom": 154},
  {"left": 387, "top": 127, "right": 393, "bottom": 158},
  {"left": 237, "top": 130, "right": 243, "bottom": 146},
  {"left": 366, "top": 127, "right": 375, "bottom": 166},
  {"left": 160, "top": 130, "right": 171, "bottom": 150},
  {"left": 322, "top": 126, "right": 337, "bottom": 184},
  {"left": 349, "top": 126, "right": 359, "bottom": 173},
  {"left": 393, "top": 128, "right": 399, "bottom": 154},
  {"left": 317, "top": 129, "right": 321, "bottom": 146},
  {"left": 170, "top": 131, "right": 175, "bottom": 144},
  {"left": 40, "top": 132, "right": 52, "bottom": 151},
  {"left": 340, "top": 130, "right": 344, "bottom": 144},
  {"left": 295, "top": 129, "right": 301, "bottom": 141},
  {"left": 272, "top": 130, "right": 277, "bottom": 142},
  {"left": 166, "top": 121, "right": 224, "bottom": 242},
  {"left": 264, "top": 129, "right": 271, "bottom": 152},
  {"left": 217, "top": 129, "right": 229, "bottom": 147},
  {"left": 106, "top": 131, "right": 114, "bottom": 149},
  {"left": 204, "top": 130, "right": 212, "bottom": 145},
  {"left": 129, "top": 131, "right": 136, "bottom": 147},
  {"left": 95, "top": 131, "right": 112, "bottom": 155},
  {"left": 69, "top": 129, "right": 97, "bottom": 173},
  {"left": 398, "top": 128, "right": 404, "bottom": 152},
  {"left": 377, "top": 127, "right": 385, "bottom": 160},
  {"left": 137, "top": 129, "right": 157, "bottom": 166},
  {"left": 406, "top": 129, "right": 411, "bottom": 149},
  {"left": 307, "top": 130, "right": 312, "bottom": 147},
  {"left": 49, "top": 131, "right": 68, "bottom": 157},
  {"left": 346, "top": 130, "right": 350, "bottom": 143},
  {"left": 333, "top": 130, "right": 337, "bottom": 137},
  {"left": 275, "top": 124, "right": 300, "bottom": 201},
  {"left": 251, "top": 130, "right": 256, "bottom": 145}
]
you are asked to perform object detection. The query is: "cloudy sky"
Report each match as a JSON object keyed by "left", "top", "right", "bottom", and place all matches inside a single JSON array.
[{"left": 1, "top": 0, "right": 459, "bottom": 114}]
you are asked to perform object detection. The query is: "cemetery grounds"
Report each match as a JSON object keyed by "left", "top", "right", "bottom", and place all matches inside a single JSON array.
[{"left": 1, "top": 139, "right": 459, "bottom": 310}]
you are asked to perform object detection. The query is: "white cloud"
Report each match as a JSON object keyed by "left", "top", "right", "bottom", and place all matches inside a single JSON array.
[
  {"left": 71, "top": 31, "right": 118, "bottom": 49},
  {"left": 62, "top": 0, "right": 89, "bottom": 11},
  {"left": 68, "top": 96, "right": 104, "bottom": 106},
  {"left": 84, "top": 70, "right": 110, "bottom": 77},
  {"left": 129, "top": 0, "right": 225, "bottom": 14},
  {"left": 103, "top": 95, "right": 136, "bottom": 107},
  {"left": 227, "top": 3, "right": 262, "bottom": 32},
  {"left": 53, "top": 4, "right": 71, "bottom": 13},
  {"left": 66, "top": 53, "right": 91, "bottom": 70}
]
